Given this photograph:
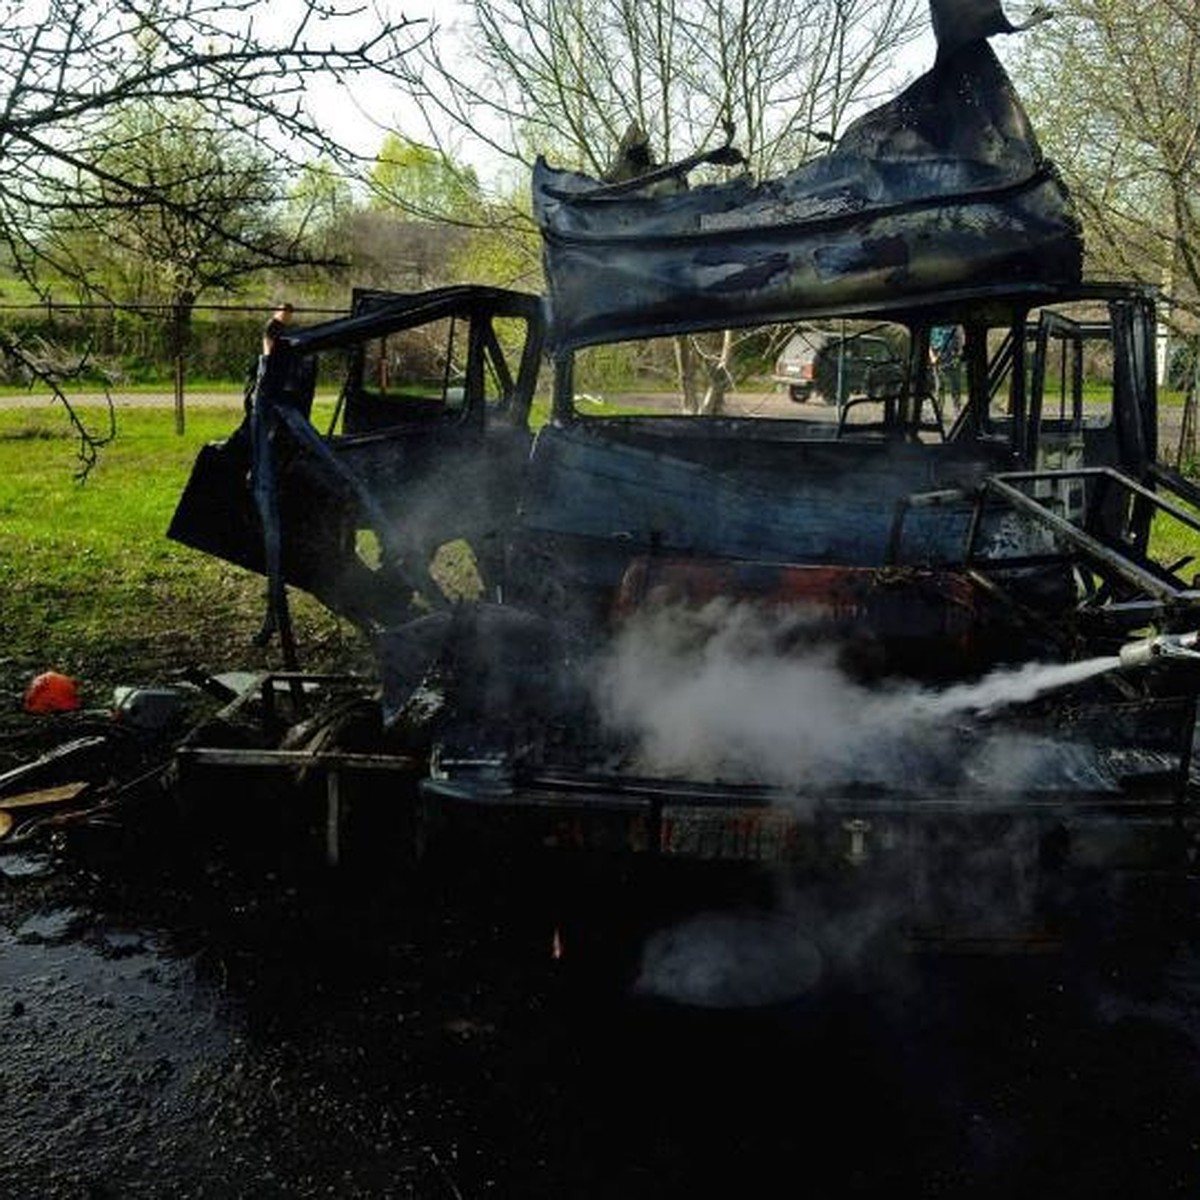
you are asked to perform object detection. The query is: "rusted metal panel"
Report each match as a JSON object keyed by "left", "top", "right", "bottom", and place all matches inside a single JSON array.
[
  {"left": 613, "top": 557, "right": 982, "bottom": 666},
  {"left": 517, "top": 422, "right": 988, "bottom": 566}
]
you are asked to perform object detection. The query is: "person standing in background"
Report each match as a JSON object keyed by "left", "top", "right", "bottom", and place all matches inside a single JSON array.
[
  {"left": 930, "top": 324, "right": 963, "bottom": 412},
  {"left": 262, "top": 300, "right": 294, "bottom": 354}
]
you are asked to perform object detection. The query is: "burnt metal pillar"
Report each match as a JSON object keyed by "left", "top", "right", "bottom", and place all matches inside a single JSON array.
[{"left": 326, "top": 769, "right": 342, "bottom": 867}]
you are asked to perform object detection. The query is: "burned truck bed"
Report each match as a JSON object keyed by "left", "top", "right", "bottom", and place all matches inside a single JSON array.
[{"left": 168, "top": 13, "right": 1200, "bottom": 962}]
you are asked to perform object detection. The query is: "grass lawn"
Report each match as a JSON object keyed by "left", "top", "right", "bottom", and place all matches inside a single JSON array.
[{"left": 0, "top": 401, "right": 365, "bottom": 715}]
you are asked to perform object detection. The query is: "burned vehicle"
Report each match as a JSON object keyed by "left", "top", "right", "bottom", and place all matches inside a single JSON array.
[
  {"left": 170, "top": 7, "right": 1200, "bottom": 972},
  {"left": 169, "top": 284, "right": 545, "bottom": 640}
]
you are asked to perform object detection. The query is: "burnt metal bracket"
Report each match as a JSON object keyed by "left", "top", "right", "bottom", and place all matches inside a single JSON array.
[
  {"left": 979, "top": 468, "right": 1200, "bottom": 606},
  {"left": 887, "top": 487, "right": 969, "bottom": 564}
]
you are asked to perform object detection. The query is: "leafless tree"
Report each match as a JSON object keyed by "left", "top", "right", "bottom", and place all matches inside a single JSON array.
[
  {"left": 0, "top": 0, "right": 427, "bottom": 472},
  {"left": 397, "top": 0, "right": 925, "bottom": 412},
  {"left": 1012, "top": 1, "right": 1200, "bottom": 331},
  {"left": 403, "top": 0, "right": 922, "bottom": 175},
  {"left": 1011, "top": 0, "right": 1200, "bottom": 461}
]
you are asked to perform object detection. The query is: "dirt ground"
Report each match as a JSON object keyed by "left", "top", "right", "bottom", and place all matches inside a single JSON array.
[{"left": 5, "top": 778, "right": 1200, "bottom": 1199}]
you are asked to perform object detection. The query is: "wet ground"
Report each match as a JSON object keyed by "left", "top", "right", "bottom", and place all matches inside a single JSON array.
[{"left": 5, "top": 798, "right": 1200, "bottom": 1200}]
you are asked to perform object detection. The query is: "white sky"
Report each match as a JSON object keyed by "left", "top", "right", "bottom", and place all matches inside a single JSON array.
[
  {"left": 296, "top": 0, "right": 459, "bottom": 162},
  {"left": 297, "top": 1, "right": 941, "bottom": 184}
]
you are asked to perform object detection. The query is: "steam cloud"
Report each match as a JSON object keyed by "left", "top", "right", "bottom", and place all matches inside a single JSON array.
[
  {"left": 590, "top": 599, "right": 1121, "bottom": 795},
  {"left": 590, "top": 601, "right": 1130, "bottom": 1006},
  {"left": 633, "top": 910, "right": 823, "bottom": 1008}
]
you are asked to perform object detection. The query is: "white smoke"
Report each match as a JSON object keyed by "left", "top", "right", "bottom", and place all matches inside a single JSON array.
[
  {"left": 632, "top": 889, "right": 910, "bottom": 1008},
  {"left": 590, "top": 599, "right": 1121, "bottom": 794},
  {"left": 598, "top": 602, "right": 1132, "bottom": 1006},
  {"left": 633, "top": 910, "right": 823, "bottom": 1008}
]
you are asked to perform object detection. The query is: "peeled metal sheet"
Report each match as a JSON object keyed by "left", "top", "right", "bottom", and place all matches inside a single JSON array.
[{"left": 534, "top": 42, "right": 1082, "bottom": 349}]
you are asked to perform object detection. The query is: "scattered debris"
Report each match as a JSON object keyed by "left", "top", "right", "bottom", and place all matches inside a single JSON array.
[
  {"left": 0, "top": 781, "right": 90, "bottom": 810},
  {"left": 0, "top": 736, "right": 108, "bottom": 798}
]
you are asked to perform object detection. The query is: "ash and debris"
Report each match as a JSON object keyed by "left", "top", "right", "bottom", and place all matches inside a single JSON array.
[
  {"left": 2, "top": 763, "right": 1200, "bottom": 1196},
  {"left": 2, "top": 659, "right": 1200, "bottom": 1197}
]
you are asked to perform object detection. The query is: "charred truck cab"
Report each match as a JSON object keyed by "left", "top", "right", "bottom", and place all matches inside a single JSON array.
[
  {"left": 415, "top": 279, "right": 1200, "bottom": 959},
  {"left": 170, "top": 6, "right": 1200, "bottom": 968}
]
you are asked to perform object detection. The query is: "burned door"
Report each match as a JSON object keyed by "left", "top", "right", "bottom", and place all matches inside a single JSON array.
[
  {"left": 168, "top": 287, "right": 545, "bottom": 636},
  {"left": 1026, "top": 309, "right": 1090, "bottom": 528}
]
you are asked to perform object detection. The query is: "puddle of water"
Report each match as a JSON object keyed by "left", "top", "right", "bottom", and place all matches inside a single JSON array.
[
  {"left": 0, "top": 850, "right": 57, "bottom": 879},
  {"left": 99, "top": 927, "right": 152, "bottom": 956},
  {"left": 0, "top": 913, "right": 235, "bottom": 1192},
  {"left": 15, "top": 906, "right": 85, "bottom": 944}
]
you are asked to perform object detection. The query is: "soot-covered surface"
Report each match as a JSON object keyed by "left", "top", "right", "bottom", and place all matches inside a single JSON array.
[{"left": 3, "top": 826, "right": 1200, "bottom": 1199}]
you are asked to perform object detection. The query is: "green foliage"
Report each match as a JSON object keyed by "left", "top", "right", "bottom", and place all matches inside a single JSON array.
[
  {"left": 0, "top": 308, "right": 277, "bottom": 387},
  {"left": 52, "top": 99, "right": 286, "bottom": 307},
  {"left": 0, "top": 1, "right": 448, "bottom": 457},
  {"left": 285, "top": 160, "right": 357, "bottom": 246},
  {"left": 368, "top": 134, "right": 483, "bottom": 221},
  {"left": 0, "top": 0, "right": 422, "bottom": 300},
  {"left": 1011, "top": 2, "right": 1200, "bottom": 330},
  {"left": 1150, "top": 499, "right": 1200, "bottom": 578},
  {"left": 447, "top": 184, "right": 543, "bottom": 292},
  {"left": 0, "top": 403, "right": 360, "bottom": 704}
]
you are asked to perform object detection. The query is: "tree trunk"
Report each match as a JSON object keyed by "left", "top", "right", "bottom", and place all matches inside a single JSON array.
[
  {"left": 171, "top": 291, "right": 196, "bottom": 435},
  {"left": 675, "top": 335, "right": 700, "bottom": 414},
  {"left": 698, "top": 329, "right": 735, "bottom": 415},
  {"left": 1178, "top": 336, "right": 1200, "bottom": 470}
]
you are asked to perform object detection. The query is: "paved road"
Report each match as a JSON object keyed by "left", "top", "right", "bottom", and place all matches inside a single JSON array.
[
  {"left": 0, "top": 390, "right": 243, "bottom": 410},
  {"left": 2, "top": 388, "right": 1190, "bottom": 459}
]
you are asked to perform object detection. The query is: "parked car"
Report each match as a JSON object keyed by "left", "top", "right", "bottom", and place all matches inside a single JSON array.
[{"left": 773, "top": 327, "right": 903, "bottom": 403}]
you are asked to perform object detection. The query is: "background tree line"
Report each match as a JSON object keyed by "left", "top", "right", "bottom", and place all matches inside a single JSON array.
[{"left": 2, "top": 0, "right": 1195, "bottom": 450}]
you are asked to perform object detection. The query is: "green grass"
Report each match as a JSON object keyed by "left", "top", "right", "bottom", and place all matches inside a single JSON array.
[
  {"left": 0, "top": 401, "right": 363, "bottom": 712},
  {"left": 0, "top": 380, "right": 245, "bottom": 397},
  {"left": 1151, "top": 492, "right": 1200, "bottom": 581}
]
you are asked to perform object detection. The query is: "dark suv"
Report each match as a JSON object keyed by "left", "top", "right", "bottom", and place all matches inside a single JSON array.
[{"left": 773, "top": 327, "right": 903, "bottom": 403}]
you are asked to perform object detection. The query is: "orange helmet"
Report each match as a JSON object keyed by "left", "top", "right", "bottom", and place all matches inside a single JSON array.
[{"left": 23, "top": 671, "right": 82, "bottom": 714}]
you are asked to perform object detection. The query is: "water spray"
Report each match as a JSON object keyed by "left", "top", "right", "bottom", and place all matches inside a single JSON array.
[{"left": 1118, "top": 631, "right": 1200, "bottom": 671}]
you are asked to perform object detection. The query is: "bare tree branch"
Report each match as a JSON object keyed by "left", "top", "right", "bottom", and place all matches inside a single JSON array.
[
  {"left": 1012, "top": 0, "right": 1200, "bottom": 333},
  {"left": 0, "top": 0, "right": 431, "bottom": 289},
  {"left": 0, "top": 0, "right": 432, "bottom": 470},
  {"left": 392, "top": 0, "right": 924, "bottom": 182}
]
